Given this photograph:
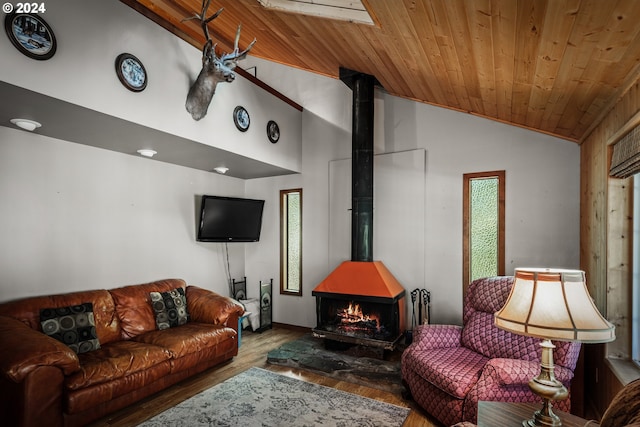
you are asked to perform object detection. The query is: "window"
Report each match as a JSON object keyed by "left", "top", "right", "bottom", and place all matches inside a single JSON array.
[
  {"left": 463, "top": 171, "right": 505, "bottom": 295},
  {"left": 633, "top": 179, "right": 640, "bottom": 366},
  {"left": 280, "top": 188, "right": 302, "bottom": 296}
]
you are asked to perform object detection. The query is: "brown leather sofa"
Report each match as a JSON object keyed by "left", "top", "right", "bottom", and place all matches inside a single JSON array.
[{"left": 0, "top": 278, "right": 245, "bottom": 427}]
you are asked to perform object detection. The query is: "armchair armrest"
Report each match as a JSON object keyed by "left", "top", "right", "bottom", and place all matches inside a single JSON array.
[
  {"left": 0, "top": 315, "right": 79, "bottom": 383},
  {"left": 186, "top": 286, "right": 245, "bottom": 328},
  {"left": 410, "top": 324, "right": 463, "bottom": 351},
  {"left": 482, "top": 358, "right": 575, "bottom": 386}
]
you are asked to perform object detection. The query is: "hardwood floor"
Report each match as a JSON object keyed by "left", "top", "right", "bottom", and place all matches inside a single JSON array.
[{"left": 88, "top": 326, "right": 441, "bottom": 427}]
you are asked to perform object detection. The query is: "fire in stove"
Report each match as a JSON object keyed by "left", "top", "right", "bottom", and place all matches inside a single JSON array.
[
  {"left": 314, "top": 296, "right": 397, "bottom": 344},
  {"left": 337, "top": 302, "right": 380, "bottom": 332}
]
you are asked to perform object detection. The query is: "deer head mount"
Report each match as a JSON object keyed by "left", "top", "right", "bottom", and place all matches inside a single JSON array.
[{"left": 185, "top": 0, "right": 256, "bottom": 121}]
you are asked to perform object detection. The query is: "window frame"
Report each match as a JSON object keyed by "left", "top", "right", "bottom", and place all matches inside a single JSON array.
[
  {"left": 462, "top": 170, "right": 506, "bottom": 296},
  {"left": 280, "top": 188, "right": 303, "bottom": 296}
]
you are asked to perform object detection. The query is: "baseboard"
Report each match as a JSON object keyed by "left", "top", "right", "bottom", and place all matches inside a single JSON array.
[{"left": 272, "top": 322, "right": 312, "bottom": 332}]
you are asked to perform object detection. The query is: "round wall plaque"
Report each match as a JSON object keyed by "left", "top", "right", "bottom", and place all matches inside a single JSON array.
[
  {"left": 233, "top": 106, "right": 250, "bottom": 132},
  {"left": 4, "top": 13, "right": 57, "bottom": 60},
  {"left": 267, "top": 120, "right": 280, "bottom": 143},
  {"left": 115, "top": 53, "right": 147, "bottom": 92}
]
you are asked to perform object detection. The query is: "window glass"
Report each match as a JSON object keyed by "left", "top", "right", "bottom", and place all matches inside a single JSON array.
[
  {"left": 633, "top": 179, "right": 640, "bottom": 366},
  {"left": 463, "top": 171, "right": 505, "bottom": 295},
  {"left": 470, "top": 177, "right": 499, "bottom": 281},
  {"left": 280, "top": 189, "right": 302, "bottom": 296}
]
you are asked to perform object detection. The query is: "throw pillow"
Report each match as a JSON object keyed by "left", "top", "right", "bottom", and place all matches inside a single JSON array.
[
  {"left": 40, "top": 302, "right": 101, "bottom": 354},
  {"left": 150, "top": 288, "right": 189, "bottom": 330}
]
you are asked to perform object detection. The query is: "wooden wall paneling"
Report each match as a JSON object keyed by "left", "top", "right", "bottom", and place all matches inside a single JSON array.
[
  {"left": 606, "top": 177, "right": 632, "bottom": 360},
  {"left": 580, "top": 66, "right": 640, "bottom": 417}
]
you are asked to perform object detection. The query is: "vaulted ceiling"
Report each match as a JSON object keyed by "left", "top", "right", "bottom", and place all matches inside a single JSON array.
[{"left": 122, "top": 0, "right": 640, "bottom": 143}]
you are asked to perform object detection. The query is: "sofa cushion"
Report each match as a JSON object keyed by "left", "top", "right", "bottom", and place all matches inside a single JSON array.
[
  {"left": 0, "top": 289, "right": 122, "bottom": 346},
  {"left": 150, "top": 288, "right": 189, "bottom": 329},
  {"left": 110, "top": 279, "right": 187, "bottom": 339},
  {"left": 40, "top": 303, "right": 100, "bottom": 354},
  {"left": 132, "top": 322, "right": 235, "bottom": 358},
  {"left": 65, "top": 340, "right": 171, "bottom": 390},
  {"left": 402, "top": 346, "right": 488, "bottom": 399}
]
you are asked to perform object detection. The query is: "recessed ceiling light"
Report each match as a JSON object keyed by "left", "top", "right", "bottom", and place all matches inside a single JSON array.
[
  {"left": 137, "top": 149, "right": 157, "bottom": 157},
  {"left": 213, "top": 166, "right": 229, "bottom": 174},
  {"left": 10, "top": 118, "right": 41, "bottom": 131}
]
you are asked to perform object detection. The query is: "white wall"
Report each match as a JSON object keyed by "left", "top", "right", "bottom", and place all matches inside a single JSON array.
[
  {"left": 0, "top": 0, "right": 301, "bottom": 172},
  {"left": 0, "top": 0, "right": 301, "bottom": 302},
  {"left": 244, "top": 58, "right": 580, "bottom": 326},
  {"left": 0, "top": 126, "right": 246, "bottom": 301},
  {"left": 0, "top": 3, "right": 580, "bottom": 328}
]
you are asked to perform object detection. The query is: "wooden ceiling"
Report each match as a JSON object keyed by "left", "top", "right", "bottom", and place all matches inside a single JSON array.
[{"left": 122, "top": 0, "right": 640, "bottom": 143}]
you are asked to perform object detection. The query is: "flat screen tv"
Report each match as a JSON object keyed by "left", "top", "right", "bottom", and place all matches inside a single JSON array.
[{"left": 197, "top": 195, "right": 265, "bottom": 242}]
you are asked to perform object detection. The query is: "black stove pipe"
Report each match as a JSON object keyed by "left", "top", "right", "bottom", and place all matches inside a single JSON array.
[{"left": 340, "top": 68, "right": 376, "bottom": 262}]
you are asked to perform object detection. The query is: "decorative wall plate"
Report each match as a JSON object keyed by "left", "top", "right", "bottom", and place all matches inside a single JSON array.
[
  {"left": 4, "top": 13, "right": 56, "bottom": 60},
  {"left": 233, "top": 106, "right": 250, "bottom": 132},
  {"left": 115, "top": 53, "right": 147, "bottom": 92},
  {"left": 267, "top": 120, "right": 280, "bottom": 143}
]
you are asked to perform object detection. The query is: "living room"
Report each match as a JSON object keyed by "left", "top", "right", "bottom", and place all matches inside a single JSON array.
[{"left": 1, "top": 0, "right": 638, "bottom": 426}]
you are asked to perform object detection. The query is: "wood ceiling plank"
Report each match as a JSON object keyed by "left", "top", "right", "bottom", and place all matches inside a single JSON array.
[
  {"left": 580, "top": 31, "right": 640, "bottom": 142},
  {"left": 427, "top": 0, "right": 473, "bottom": 112},
  {"left": 408, "top": 0, "right": 460, "bottom": 107},
  {"left": 544, "top": 0, "right": 619, "bottom": 138},
  {"left": 294, "top": 17, "right": 370, "bottom": 76},
  {"left": 465, "top": 0, "right": 498, "bottom": 118},
  {"left": 491, "top": 0, "right": 517, "bottom": 123},
  {"left": 122, "top": 0, "right": 640, "bottom": 142},
  {"left": 525, "top": 0, "right": 580, "bottom": 131},
  {"left": 571, "top": 1, "right": 640, "bottom": 140},
  {"left": 445, "top": 0, "right": 485, "bottom": 114},
  {"left": 365, "top": 1, "right": 437, "bottom": 101},
  {"left": 510, "top": 0, "right": 547, "bottom": 127}
]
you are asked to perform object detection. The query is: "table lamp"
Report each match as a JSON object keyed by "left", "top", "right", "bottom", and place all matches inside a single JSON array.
[{"left": 494, "top": 268, "right": 615, "bottom": 427}]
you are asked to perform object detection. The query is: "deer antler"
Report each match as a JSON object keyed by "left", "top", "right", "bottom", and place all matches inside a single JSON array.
[
  {"left": 220, "top": 24, "right": 257, "bottom": 64},
  {"left": 185, "top": 0, "right": 256, "bottom": 120}
]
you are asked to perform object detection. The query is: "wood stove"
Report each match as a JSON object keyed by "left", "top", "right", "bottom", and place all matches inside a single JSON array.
[
  {"left": 312, "top": 69, "right": 407, "bottom": 351},
  {"left": 313, "top": 261, "right": 406, "bottom": 350}
]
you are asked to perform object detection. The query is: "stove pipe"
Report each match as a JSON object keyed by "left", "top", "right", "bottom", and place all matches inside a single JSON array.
[{"left": 340, "top": 68, "right": 376, "bottom": 262}]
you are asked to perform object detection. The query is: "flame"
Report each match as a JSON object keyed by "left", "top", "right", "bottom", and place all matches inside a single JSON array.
[{"left": 337, "top": 302, "right": 380, "bottom": 329}]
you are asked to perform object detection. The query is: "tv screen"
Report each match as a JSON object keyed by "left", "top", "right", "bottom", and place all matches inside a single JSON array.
[{"left": 197, "top": 195, "right": 265, "bottom": 242}]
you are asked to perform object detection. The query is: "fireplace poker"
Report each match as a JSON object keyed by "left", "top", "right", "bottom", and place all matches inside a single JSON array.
[
  {"left": 410, "top": 288, "right": 419, "bottom": 329},
  {"left": 421, "top": 289, "right": 431, "bottom": 325}
]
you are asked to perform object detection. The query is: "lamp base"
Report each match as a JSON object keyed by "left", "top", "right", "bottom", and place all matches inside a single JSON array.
[
  {"left": 523, "top": 339, "right": 567, "bottom": 427},
  {"left": 522, "top": 406, "right": 562, "bottom": 427}
]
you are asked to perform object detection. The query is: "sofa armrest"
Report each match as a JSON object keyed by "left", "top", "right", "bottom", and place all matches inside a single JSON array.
[
  {"left": 186, "top": 286, "right": 245, "bottom": 328},
  {"left": 482, "top": 358, "right": 575, "bottom": 386},
  {"left": 0, "top": 315, "right": 79, "bottom": 383},
  {"left": 410, "top": 324, "right": 463, "bottom": 351}
]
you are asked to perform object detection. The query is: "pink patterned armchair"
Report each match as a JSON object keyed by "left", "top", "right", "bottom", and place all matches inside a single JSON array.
[{"left": 401, "top": 276, "right": 582, "bottom": 426}]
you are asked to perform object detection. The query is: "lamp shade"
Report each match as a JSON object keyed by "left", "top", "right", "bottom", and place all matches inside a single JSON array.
[{"left": 495, "top": 268, "right": 615, "bottom": 343}]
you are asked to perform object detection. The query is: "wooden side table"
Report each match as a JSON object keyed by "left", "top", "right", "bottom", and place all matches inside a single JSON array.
[{"left": 477, "top": 401, "right": 591, "bottom": 427}]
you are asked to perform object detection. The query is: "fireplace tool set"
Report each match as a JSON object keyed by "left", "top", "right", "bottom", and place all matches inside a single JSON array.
[{"left": 406, "top": 288, "right": 431, "bottom": 344}]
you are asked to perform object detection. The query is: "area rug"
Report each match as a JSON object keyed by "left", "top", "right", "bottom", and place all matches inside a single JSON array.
[
  {"left": 138, "top": 367, "right": 409, "bottom": 426},
  {"left": 267, "top": 334, "right": 404, "bottom": 394}
]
